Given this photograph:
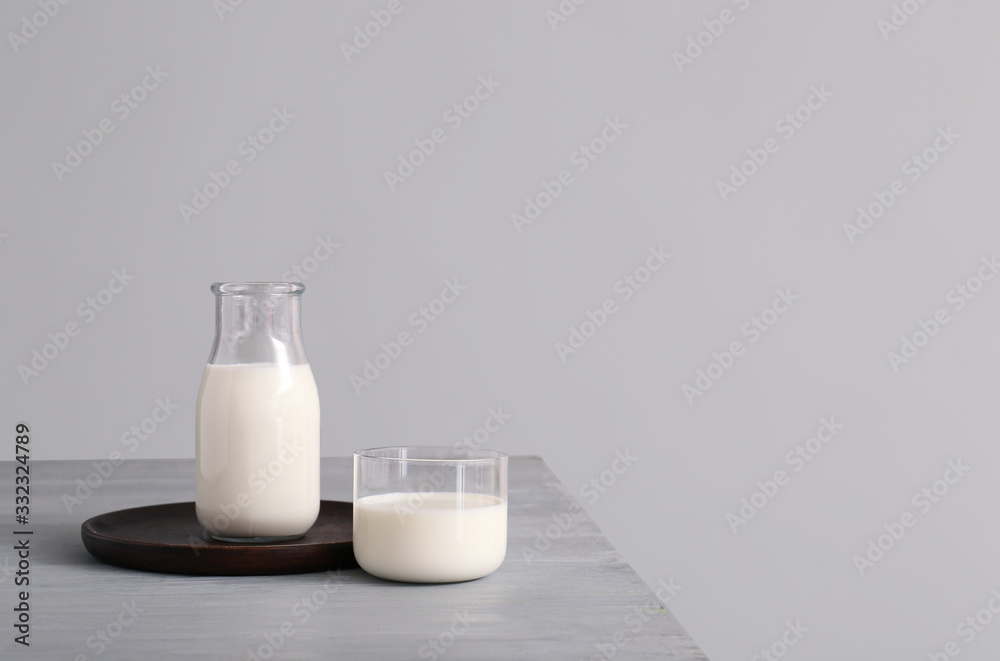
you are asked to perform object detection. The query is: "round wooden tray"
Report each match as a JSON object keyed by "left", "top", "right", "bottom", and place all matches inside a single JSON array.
[{"left": 81, "top": 501, "right": 357, "bottom": 576}]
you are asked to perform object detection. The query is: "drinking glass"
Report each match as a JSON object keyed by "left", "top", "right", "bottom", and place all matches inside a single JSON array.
[{"left": 353, "top": 446, "right": 507, "bottom": 582}]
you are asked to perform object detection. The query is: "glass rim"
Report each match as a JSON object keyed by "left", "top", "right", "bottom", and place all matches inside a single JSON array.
[
  {"left": 354, "top": 446, "right": 507, "bottom": 463},
  {"left": 211, "top": 282, "right": 305, "bottom": 296}
]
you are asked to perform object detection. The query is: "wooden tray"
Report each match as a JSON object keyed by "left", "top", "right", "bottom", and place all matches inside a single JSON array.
[{"left": 81, "top": 501, "right": 357, "bottom": 576}]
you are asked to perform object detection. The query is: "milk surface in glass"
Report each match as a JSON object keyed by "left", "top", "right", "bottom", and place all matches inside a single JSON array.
[{"left": 353, "top": 491, "right": 507, "bottom": 583}]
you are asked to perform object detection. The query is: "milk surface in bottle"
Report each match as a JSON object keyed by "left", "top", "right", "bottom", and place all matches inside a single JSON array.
[{"left": 196, "top": 363, "right": 319, "bottom": 539}]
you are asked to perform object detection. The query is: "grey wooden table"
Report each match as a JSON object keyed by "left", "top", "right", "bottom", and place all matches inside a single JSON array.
[{"left": 0, "top": 457, "right": 707, "bottom": 660}]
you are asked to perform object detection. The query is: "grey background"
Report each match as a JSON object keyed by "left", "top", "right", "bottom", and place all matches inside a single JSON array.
[{"left": 3, "top": 1, "right": 999, "bottom": 659}]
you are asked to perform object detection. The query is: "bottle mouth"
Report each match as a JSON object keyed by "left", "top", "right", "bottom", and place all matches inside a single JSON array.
[{"left": 211, "top": 282, "right": 305, "bottom": 296}]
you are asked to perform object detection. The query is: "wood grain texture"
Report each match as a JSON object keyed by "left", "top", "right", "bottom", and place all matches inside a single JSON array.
[{"left": 0, "top": 457, "right": 708, "bottom": 660}]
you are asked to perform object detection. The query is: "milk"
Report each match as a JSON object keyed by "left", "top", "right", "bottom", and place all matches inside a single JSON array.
[
  {"left": 196, "top": 363, "right": 320, "bottom": 539},
  {"left": 353, "top": 492, "right": 507, "bottom": 582}
]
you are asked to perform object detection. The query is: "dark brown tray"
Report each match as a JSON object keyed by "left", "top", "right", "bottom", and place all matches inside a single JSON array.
[{"left": 81, "top": 501, "right": 356, "bottom": 576}]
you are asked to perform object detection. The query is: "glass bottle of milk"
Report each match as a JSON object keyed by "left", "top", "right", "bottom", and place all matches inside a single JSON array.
[{"left": 196, "top": 282, "right": 320, "bottom": 542}]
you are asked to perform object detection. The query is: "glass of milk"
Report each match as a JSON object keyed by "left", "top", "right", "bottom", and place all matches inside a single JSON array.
[
  {"left": 353, "top": 447, "right": 508, "bottom": 583},
  {"left": 196, "top": 282, "right": 320, "bottom": 543}
]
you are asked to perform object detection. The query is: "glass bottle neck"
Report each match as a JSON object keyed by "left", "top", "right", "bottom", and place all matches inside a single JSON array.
[{"left": 207, "top": 283, "right": 308, "bottom": 366}]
